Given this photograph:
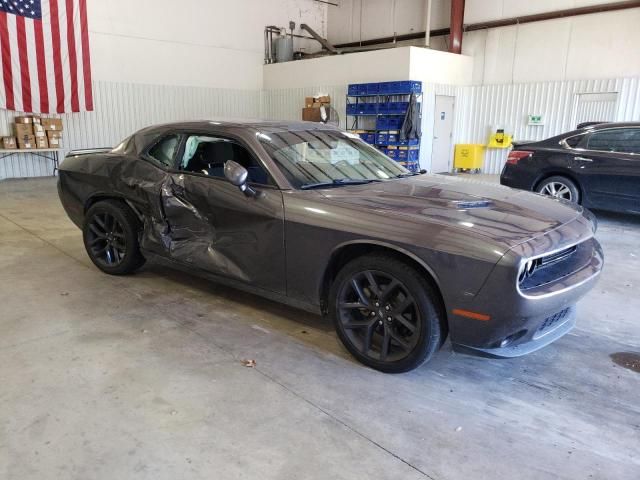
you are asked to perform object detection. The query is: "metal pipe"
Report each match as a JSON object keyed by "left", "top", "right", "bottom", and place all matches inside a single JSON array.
[
  {"left": 334, "top": 0, "right": 640, "bottom": 49},
  {"left": 449, "top": 0, "right": 465, "bottom": 54},
  {"left": 300, "top": 23, "right": 339, "bottom": 53},
  {"left": 424, "top": 0, "right": 432, "bottom": 47}
]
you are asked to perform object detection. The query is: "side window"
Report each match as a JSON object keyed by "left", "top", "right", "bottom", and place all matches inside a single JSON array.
[
  {"left": 180, "top": 135, "right": 273, "bottom": 185},
  {"left": 564, "top": 134, "right": 585, "bottom": 148},
  {"left": 147, "top": 134, "right": 181, "bottom": 168},
  {"left": 587, "top": 129, "right": 640, "bottom": 154}
]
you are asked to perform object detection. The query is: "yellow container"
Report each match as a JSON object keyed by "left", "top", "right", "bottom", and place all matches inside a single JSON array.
[{"left": 454, "top": 144, "right": 485, "bottom": 169}]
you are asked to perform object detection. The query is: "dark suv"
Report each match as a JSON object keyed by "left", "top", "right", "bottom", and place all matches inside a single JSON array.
[{"left": 500, "top": 122, "right": 640, "bottom": 214}]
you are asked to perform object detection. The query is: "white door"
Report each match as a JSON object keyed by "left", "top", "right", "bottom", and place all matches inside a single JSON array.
[
  {"left": 432, "top": 95, "right": 455, "bottom": 173},
  {"left": 574, "top": 92, "right": 618, "bottom": 127}
]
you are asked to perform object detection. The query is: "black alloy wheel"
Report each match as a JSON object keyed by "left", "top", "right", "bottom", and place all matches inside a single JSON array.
[
  {"left": 86, "top": 212, "right": 127, "bottom": 267},
  {"left": 330, "top": 255, "right": 444, "bottom": 373},
  {"left": 83, "top": 200, "right": 145, "bottom": 275}
]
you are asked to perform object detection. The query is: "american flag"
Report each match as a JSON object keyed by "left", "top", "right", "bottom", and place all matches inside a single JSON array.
[{"left": 0, "top": 0, "right": 92, "bottom": 113}]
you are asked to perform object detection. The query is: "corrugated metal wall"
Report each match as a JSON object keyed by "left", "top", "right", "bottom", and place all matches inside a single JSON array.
[
  {"left": 2, "top": 76, "right": 639, "bottom": 179},
  {"left": 0, "top": 81, "right": 260, "bottom": 179},
  {"left": 455, "top": 77, "right": 640, "bottom": 174}
]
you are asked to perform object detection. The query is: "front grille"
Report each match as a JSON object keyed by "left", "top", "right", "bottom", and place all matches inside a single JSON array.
[
  {"left": 535, "top": 308, "right": 570, "bottom": 337},
  {"left": 519, "top": 241, "right": 592, "bottom": 291},
  {"left": 538, "top": 246, "right": 577, "bottom": 267}
]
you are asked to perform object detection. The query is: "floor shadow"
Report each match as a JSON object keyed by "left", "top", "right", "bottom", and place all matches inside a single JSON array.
[{"left": 135, "top": 262, "right": 334, "bottom": 333}]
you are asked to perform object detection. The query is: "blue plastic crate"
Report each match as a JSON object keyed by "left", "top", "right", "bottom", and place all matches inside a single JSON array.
[
  {"left": 376, "top": 132, "right": 388, "bottom": 145},
  {"left": 365, "top": 102, "right": 378, "bottom": 114},
  {"left": 348, "top": 83, "right": 370, "bottom": 96},
  {"left": 387, "top": 131, "right": 399, "bottom": 144},
  {"left": 396, "top": 138, "right": 419, "bottom": 147},
  {"left": 376, "top": 117, "right": 388, "bottom": 130},
  {"left": 385, "top": 147, "right": 398, "bottom": 159},
  {"left": 346, "top": 104, "right": 357, "bottom": 115},
  {"left": 395, "top": 102, "right": 409, "bottom": 114},
  {"left": 383, "top": 81, "right": 422, "bottom": 94},
  {"left": 387, "top": 117, "right": 402, "bottom": 129},
  {"left": 354, "top": 103, "right": 368, "bottom": 115},
  {"left": 365, "top": 83, "right": 380, "bottom": 95},
  {"left": 397, "top": 147, "right": 420, "bottom": 161}
]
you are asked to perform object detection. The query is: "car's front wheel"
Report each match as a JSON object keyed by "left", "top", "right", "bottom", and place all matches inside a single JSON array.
[
  {"left": 536, "top": 176, "right": 580, "bottom": 203},
  {"left": 83, "top": 200, "right": 145, "bottom": 275},
  {"left": 329, "top": 254, "right": 444, "bottom": 373}
]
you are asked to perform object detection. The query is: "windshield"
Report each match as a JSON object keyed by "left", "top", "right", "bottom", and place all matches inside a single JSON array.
[{"left": 257, "top": 129, "right": 411, "bottom": 189}]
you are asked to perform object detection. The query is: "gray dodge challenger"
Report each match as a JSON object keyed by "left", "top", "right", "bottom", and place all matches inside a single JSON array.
[{"left": 58, "top": 121, "right": 603, "bottom": 372}]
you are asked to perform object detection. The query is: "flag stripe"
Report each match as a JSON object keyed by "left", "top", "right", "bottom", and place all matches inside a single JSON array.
[
  {"left": 0, "top": 12, "right": 15, "bottom": 111},
  {"left": 79, "top": 0, "right": 92, "bottom": 110},
  {"left": 0, "top": 1, "right": 92, "bottom": 114},
  {"left": 34, "top": 19, "right": 49, "bottom": 113},
  {"left": 24, "top": 19, "right": 40, "bottom": 114},
  {"left": 16, "top": 15, "right": 32, "bottom": 112},
  {"left": 49, "top": 0, "right": 65, "bottom": 113},
  {"left": 41, "top": 0, "right": 57, "bottom": 113},
  {"left": 65, "top": 0, "right": 78, "bottom": 112}
]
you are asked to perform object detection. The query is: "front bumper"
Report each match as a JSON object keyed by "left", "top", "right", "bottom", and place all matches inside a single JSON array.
[
  {"left": 448, "top": 216, "right": 603, "bottom": 357},
  {"left": 453, "top": 306, "right": 576, "bottom": 358}
]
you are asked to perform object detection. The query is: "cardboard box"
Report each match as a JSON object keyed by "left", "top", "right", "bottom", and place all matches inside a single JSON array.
[
  {"left": 317, "top": 95, "right": 331, "bottom": 104},
  {"left": 14, "top": 116, "right": 33, "bottom": 124},
  {"left": 305, "top": 96, "right": 315, "bottom": 108},
  {"left": 47, "top": 130, "right": 62, "bottom": 148},
  {"left": 31, "top": 116, "right": 41, "bottom": 125},
  {"left": 302, "top": 107, "right": 323, "bottom": 122},
  {"left": 14, "top": 123, "right": 33, "bottom": 138},
  {"left": 35, "top": 136, "right": 48, "bottom": 149},
  {"left": 33, "top": 123, "right": 45, "bottom": 134},
  {"left": 1, "top": 136, "right": 17, "bottom": 149},
  {"left": 41, "top": 118, "right": 63, "bottom": 131},
  {"left": 18, "top": 134, "right": 36, "bottom": 149}
]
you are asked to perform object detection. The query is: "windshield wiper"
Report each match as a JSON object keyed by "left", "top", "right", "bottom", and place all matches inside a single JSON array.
[{"left": 300, "top": 178, "right": 379, "bottom": 190}]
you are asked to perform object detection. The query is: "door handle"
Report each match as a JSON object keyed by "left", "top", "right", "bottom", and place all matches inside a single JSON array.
[{"left": 574, "top": 156, "right": 593, "bottom": 162}]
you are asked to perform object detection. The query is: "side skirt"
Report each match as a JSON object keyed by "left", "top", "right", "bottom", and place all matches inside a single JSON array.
[{"left": 141, "top": 250, "right": 323, "bottom": 316}]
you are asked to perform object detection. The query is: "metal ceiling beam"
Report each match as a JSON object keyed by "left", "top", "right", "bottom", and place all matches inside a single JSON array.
[{"left": 334, "top": 0, "right": 640, "bottom": 49}]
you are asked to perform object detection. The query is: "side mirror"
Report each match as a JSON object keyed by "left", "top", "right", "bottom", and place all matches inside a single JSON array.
[{"left": 224, "top": 160, "right": 259, "bottom": 197}]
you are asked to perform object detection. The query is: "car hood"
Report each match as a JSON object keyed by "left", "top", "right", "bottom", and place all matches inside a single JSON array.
[{"left": 318, "top": 175, "right": 585, "bottom": 251}]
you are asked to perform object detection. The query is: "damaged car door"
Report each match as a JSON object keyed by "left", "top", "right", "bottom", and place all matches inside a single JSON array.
[{"left": 160, "top": 133, "right": 286, "bottom": 294}]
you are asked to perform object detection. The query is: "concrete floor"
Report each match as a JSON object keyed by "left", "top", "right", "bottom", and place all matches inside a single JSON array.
[{"left": 1, "top": 177, "right": 639, "bottom": 480}]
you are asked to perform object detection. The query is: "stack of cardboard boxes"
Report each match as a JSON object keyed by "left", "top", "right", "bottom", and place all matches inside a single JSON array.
[
  {"left": 302, "top": 95, "right": 331, "bottom": 122},
  {"left": 2, "top": 116, "right": 63, "bottom": 150}
]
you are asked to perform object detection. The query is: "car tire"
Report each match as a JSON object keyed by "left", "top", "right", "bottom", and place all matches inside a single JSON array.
[
  {"left": 83, "top": 200, "right": 145, "bottom": 275},
  {"left": 329, "top": 254, "right": 444, "bottom": 373},
  {"left": 536, "top": 176, "right": 580, "bottom": 204}
]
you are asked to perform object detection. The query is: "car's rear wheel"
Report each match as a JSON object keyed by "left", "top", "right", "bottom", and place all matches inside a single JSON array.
[
  {"left": 329, "top": 254, "right": 444, "bottom": 373},
  {"left": 83, "top": 200, "right": 145, "bottom": 275},
  {"left": 536, "top": 176, "right": 580, "bottom": 203}
]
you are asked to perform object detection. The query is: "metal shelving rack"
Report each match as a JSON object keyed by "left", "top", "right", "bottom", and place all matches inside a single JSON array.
[{"left": 345, "top": 81, "right": 423, "bottom": 172}]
